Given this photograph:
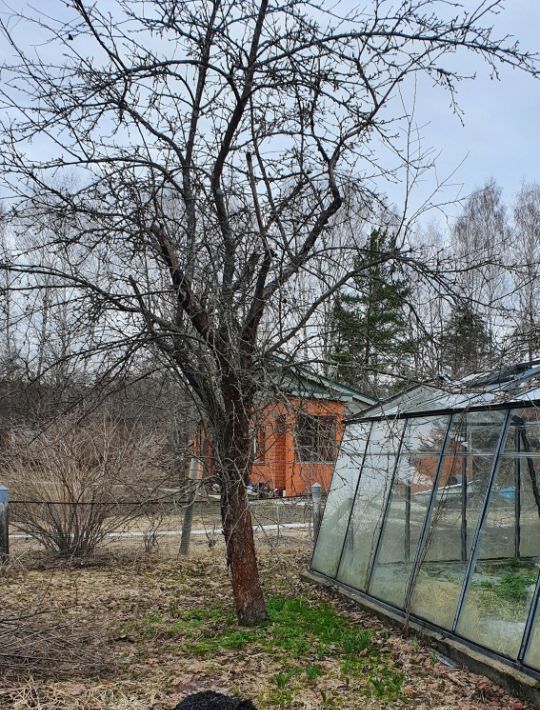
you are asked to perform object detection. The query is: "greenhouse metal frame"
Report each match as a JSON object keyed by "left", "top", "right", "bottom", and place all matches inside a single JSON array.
[{"left": 310, "top": 363, "right": 540, "bottom": 679}]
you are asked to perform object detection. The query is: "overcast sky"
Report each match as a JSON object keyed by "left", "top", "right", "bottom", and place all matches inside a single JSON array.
[
  {"left": 386, "top": 0, "right": 540, "bottom": 227},
  {"left": 1, "top": 1, "right": 539, "bottom": 230}
]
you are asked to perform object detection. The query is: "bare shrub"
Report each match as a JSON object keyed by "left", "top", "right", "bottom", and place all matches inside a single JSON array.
[
  {"left": 2, "top": 416, "right": 171, "bottom": 556},
  {"left": 142, "top": 510, "right": 165, "bottom": 553}
]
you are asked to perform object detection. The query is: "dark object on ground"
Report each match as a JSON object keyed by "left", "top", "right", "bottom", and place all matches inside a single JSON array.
[{"left": 174, "top": 691, "right": 257, "bottom": 710}]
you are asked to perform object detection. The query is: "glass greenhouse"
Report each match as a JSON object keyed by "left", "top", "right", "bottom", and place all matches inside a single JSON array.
[{"left": 310, "top": 363, "right": 540, "bottom": 679}]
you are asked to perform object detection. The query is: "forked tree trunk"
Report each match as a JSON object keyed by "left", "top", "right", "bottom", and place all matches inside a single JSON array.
[{"left": 221, "top": 478, "right": 267, "bottom": 624}]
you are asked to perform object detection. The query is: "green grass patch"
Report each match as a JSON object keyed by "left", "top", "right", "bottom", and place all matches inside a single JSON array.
[
  {"left": 473, "top": 566, "right": 538, "bottom": 620},
  {"left": 305, "top": 664, "right": 323, "bottom": 681},
  {"left": 471, "top": 561, "right": 538, "bottom": 621},
  {"left": 369, "top": 665, "right": 405, "bottom": 701},
  {"left": 131, "top": 594, "right": 406, "bottom": 704},
  {"left": 477, "top": 570, "right": 537, "bottom": 603},
  {"left": 264, "top": 596, "right": 372, "bottom": 657}
]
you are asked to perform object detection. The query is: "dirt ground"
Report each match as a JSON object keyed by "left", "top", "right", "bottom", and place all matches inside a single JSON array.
[{"left": 0, "top": 536, "right": 534, "bottom": 709}]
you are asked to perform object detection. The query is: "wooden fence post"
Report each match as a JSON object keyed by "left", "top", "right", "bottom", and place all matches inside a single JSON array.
[
  {"left": 179, "top": 458, "right": 200, "bottom": 556},
  {"left": 0, "top": 484, "right": 9, "bottom": 560},
  {"left": 311, "top": 482, "right": 322, "bottom": 541}
]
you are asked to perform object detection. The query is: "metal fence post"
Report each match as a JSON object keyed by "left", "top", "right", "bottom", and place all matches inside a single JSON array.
[
  {"left": 311, "top": 483, "right": 322, "bottom": 541},
  {"left": 0, "top": 484, "right": 9, "bottom": 560}
]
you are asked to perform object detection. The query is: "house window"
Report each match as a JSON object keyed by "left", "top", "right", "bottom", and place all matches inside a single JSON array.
[{"left": 295, "top": 413, "right": 336, "bottom": 463}]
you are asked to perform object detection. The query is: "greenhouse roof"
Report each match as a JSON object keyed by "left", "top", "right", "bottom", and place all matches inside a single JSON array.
[{"left": 352, "top": 360, "right": 540, "bottom": 421}]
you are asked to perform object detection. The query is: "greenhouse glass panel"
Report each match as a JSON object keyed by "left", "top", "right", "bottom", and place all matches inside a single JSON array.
[
  {"left": 525, "top": 601, "right": 540, "bottom": 670},
  {"left": 310, "top": 363, "right": 540, "bottom": 680},
  {"left": 311, "top": 422, "right": 371, "bottom": 577},
  {"left": 510, "top": 408, "right": 540, "bottom": 559},
  {"left": 409, "top": 411, "right": 507, "bottom": 628},
  {"left": 457, "top": 413, "right": 540, "bottom": 659},
  {"left": 367, "top": 416, "right": 449, "bottom": 607},
  {"left": 336, "top": 419, "right": 404, "bottom": 591}
]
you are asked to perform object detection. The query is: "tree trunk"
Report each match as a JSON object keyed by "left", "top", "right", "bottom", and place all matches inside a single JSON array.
[
  {"left": 221, "top": 479, "right": 267, "bottom": 624},
  {"left": 216, "top": 386, "right": 267, "bottom": 625}
]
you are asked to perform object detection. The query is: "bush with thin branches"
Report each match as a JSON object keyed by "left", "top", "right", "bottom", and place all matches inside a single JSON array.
[{"left": 2, "top": 415, "right": 171, "bottom": 556}]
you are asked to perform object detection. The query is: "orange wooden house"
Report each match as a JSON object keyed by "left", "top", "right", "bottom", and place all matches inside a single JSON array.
[
  {"left": 249, "top": 397, "right": 347, "bottom": 496},
  {"left": 198, "top": 365, "right": 376, "bottom": 497}
]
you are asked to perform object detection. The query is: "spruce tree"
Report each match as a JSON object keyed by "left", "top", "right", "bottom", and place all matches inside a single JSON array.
[
  {"left": 440, "top": 303, "right": 493, "bottom": 378},
  {"left": 330, "top": 229, "right": 417, "bottom": 393}
]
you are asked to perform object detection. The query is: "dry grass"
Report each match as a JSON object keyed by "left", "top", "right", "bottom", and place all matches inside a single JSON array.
[{"left": 0, "top": 538, "right": 533, "bottom": 709}]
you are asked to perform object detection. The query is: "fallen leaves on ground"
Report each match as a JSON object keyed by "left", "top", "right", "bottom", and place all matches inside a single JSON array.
[{"left": 0, "top": 540, "right": 535, "bottom": 709}]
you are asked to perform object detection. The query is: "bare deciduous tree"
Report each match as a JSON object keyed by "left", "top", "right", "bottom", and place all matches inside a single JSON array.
[
  {"left": 0, "top": 0, "right": 537, "bottom": 622},
  {"left": 510, "top": 183, "right": 540, "bottom": 360},
  {"left": 452, "top": 179, "right": 510, "bottom": 340}
]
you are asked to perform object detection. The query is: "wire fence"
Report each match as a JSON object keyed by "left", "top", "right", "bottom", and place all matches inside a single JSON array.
[{"left": 5, "top": 493, "right": 321, "bottom": 559}]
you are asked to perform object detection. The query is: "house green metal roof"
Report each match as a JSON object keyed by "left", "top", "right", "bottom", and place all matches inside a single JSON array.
[{"left": 277, "top": 361, "right": 377, "bottom": 406}]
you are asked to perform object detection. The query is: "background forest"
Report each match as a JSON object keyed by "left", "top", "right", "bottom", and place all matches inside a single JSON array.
[
  {"left": 1, "top": 178, "right": 539, "bottom": 425},
  {"left": 324, "top": 180, "right": 540, "bottom": 396}
]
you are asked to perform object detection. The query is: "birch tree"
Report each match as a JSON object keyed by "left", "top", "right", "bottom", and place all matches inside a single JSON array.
[
  {"left": 511, "top": 183, "right": 540, "bottom": 360},
  {"left": 451, "top": 180, "right": 510, "bottom": 337}
]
